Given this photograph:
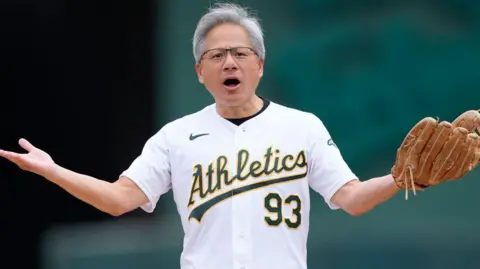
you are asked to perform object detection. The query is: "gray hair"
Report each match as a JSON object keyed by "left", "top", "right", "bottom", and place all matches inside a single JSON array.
[{"left": 192, "top": 3, "right": 266, "bottom": 63}]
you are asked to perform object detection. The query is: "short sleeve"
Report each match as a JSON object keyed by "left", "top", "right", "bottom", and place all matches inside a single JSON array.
[
  {"left": 120, "top": 127, "right": 171, "bottom": 213},
  {"left": 307, "top": 115, "right": 357, "bottom": 210}
]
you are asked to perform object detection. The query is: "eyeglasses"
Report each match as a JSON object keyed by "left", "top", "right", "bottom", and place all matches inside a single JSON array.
[{"left": 199, "top": 47, "right": 258, "bottom": 63}]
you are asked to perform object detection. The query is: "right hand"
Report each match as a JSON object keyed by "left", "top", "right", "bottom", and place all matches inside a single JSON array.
[{"left": 0, "top": 138, "right": 56, "bottom": 177}]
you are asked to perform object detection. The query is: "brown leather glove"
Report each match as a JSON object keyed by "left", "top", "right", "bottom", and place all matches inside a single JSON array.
[
  {"left": 392, "top": 110, "right": 480, "bottom": 199},
  {"left": 445, "top": 110, "right": 480, "bottom": 180}
]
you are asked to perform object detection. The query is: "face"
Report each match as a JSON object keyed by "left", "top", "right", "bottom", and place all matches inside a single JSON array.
[{"left": 195, "top": 23, "right": 264, "bottom": 107}]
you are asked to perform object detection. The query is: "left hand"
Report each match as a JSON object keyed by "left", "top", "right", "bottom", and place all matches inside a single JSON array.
[{"left": 391, "top": 109, "right": 480, "bottom": 199}]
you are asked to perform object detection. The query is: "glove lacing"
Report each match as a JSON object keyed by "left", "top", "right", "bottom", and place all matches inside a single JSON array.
[{"left": 404, "top": 165, "right": 416, "bottom": 200}]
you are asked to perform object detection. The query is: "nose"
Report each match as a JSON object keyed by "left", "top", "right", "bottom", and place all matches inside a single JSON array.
[{"left": 222, "top": 53, "right": 238, "bottom": 71}]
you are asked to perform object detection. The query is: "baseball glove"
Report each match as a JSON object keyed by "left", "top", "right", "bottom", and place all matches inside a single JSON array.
[{"left": 392, "top": 110, "right": 480, "bottom": 199}]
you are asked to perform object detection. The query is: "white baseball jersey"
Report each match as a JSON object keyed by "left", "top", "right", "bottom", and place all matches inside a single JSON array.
[{"left": 121, "top": 101, "right": 357, "bottom": 269}]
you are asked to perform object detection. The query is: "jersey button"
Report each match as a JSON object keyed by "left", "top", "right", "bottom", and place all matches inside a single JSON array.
[{"left": 239, "top": 232, "right": 244, "bottom": 238}]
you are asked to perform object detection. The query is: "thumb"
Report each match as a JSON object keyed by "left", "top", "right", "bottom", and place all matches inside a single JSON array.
[{"left": 18, "top": 138, "right": 36, "bottom": 152}]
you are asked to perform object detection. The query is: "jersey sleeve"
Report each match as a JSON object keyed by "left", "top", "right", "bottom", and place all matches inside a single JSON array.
[
  {"left": 120, "top": 127, "right": 172, "bottom": 213},
  {"left": 307, "top": 114, "right": 357, "bottom": 210}
]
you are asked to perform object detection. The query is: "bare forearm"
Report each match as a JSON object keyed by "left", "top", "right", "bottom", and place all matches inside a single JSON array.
[
  {"left": 339, "top": 175, "right": 399, "bottom": 216},
  {"left": 45, "top": 164, "right": 124, "bottom": 215},
  {"left": 355, "top": 174, "right": 399, "bottom": 213}
]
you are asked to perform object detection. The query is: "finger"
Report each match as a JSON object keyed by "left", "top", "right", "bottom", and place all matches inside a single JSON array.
[
  {"left": 408, "top": 118, "right": 439, "bottom": 186},
  {"left": 468, "top": 149, "right": 480, "bottom": 172},
  {"left": 418, "top": 121, "right": 452, "bottom": 181},
  {"left": 473, "top": 143, "right": 480, "bottom": 167},
  {"left": 0, "top": 149, "right": 25, "bottom": 164},
  {"left": 393, "top": 117, "right": 438, "bottom": 190},
  {"left": 452, "top": 110, "right": 480, "bottom": 133},
  {"left": 448, "top": 133, "right": 477, "bottom": 180},
  {"left": 431, "top": 127, "right": 469, "bottom": 184},
  {"left": 410, "top": 118, "right": 439, "bottom": 157},
  {"left": 18, "top": 138, "right": 36, "bottom": 152},
  {"left": 393, "top": 117, "right": 438, "bottom": 181},
  {"left": 459, "top": 134, "right": 478, "bottom": 177}
]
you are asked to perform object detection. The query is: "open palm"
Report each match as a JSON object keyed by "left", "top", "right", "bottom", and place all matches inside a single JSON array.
[{"left": 0, "top": 138, "right": 55, "bottom": 177}]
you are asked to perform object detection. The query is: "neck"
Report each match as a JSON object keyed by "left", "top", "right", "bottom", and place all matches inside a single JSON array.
[{"left": 216, "top": 95, "right": 264, "bottom": 119}]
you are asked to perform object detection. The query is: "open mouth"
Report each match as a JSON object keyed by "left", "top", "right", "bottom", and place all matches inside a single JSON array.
[{"left": 223, "top": 78, "right": 241, "bottom": 89}]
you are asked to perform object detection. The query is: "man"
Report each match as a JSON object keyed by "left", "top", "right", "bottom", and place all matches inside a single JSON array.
[{"left": 1, "top": 3, "right": 479, "bottom": 269}]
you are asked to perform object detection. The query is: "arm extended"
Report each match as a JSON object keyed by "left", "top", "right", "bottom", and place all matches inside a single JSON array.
[
  {"left": 47, "top": 166, "right": 148, "bottom": 216},
  {"left": 331, "top": 174, "right": 400, "bottom": 216},
  {"left": 0, "top": 139, "right": 148, "bottom": 216}
]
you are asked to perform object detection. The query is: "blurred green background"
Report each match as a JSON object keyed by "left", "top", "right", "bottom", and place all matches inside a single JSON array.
[{"left": 41, "top": 1, "right": 480, "bottom": 268}]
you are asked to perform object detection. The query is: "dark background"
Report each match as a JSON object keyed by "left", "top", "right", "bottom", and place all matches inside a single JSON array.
[{"left": 1, "top": 1, "right": 159, "bottom": 268}]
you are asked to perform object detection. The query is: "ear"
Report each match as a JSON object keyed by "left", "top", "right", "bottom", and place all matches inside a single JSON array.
[
  {"left": 195, "top": 63, "right": 204, "bottom": 84},
  {"left": 257, "top": 59, "right": 264, "bottom": 78}
]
